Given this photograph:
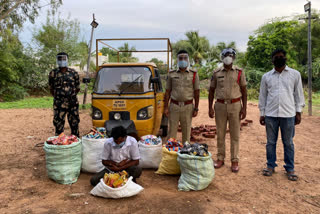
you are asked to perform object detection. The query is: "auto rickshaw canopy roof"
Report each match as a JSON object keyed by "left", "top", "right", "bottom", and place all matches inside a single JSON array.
[{"left": 100, "top": 62, "right": 157, "bottom": 68}]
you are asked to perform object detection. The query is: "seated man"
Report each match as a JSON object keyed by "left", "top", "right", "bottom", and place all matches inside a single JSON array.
[{"left": 90, "top": 126, "right": 142, "bottom": 186}]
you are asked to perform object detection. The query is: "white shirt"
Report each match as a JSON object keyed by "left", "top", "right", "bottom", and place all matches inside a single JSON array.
[
  {"left": 259, "top": 66, "right": 305, "bottom": 117},
  {"left": 101, "top": 136, "right": 140, "bottom": 163}
]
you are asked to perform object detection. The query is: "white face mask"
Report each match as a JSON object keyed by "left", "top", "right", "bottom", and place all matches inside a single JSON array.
[{"left": 222, "top": 56, "right": 233, "bottom": 65}]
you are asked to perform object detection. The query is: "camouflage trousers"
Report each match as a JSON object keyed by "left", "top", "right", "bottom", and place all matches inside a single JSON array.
[{"left": 53, "top": 96, "right": 80, "bottom": 137}]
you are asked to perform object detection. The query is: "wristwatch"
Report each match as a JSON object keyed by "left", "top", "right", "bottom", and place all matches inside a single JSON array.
[{"left": 194, "top": 108, "right": 199, "bottom": 111}]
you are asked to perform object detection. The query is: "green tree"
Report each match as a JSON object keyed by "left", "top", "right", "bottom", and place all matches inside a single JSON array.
[
  {"left": 0, "top": 0, "right": 62, "bottom": 31},
  {"left": 118, "top": 43, "right": 138, "bottom": 63},
  {"left": 32, "top": 12, "right": 84, "bottom": 71},
  {"left": 78, "top": 41, "right": 88, "bottom": 71},
  {"left": 100, "top": 47, "right": 118, "bottom": 62},
  {"left": 185, "top": 31, "right": 210, "bottom": 65},
  {"left": 172, "top": 31, "right": 210, "bottom": 65},
  {"left": 148, "top": 57, "right": 167, "bottom": 74},
  {"left": 207, "top": 41, "right": 237, "bottom": 63},
  {"left": 246, "top": 20, "right": 299, "bottom": 71},
  {"left": 0, "top": 29, "right": 32, "bottom": 100},
  {"left": 197, "top": 61, "right": 218, "bottom": 80},
  {"left": 234, "top": 52, "right": 247, "bottom": 68}
]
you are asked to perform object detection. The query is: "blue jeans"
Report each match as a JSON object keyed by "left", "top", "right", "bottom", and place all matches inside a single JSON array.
[{"left": 265, "top": 116, "right": 295, "bottom": 172}]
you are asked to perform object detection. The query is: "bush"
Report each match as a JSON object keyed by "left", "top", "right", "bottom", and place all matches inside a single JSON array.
[
  {"left": 245, "top": 67, "right": 265, "bottom": 89},
  {"left": 247, "top": 88, "right": 260, "bottom": 100},
  {"left": 200, "top": 88, "right": 208, "bottom": 97},
  {"left": 0, "top": 84, "right": 28, "bottom": 102},
  {"left": 313, "top": 78, "right": 320, "bottom": 92}
]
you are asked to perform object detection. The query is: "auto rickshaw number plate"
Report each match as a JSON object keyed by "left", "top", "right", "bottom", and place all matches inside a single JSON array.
[{"left": 112, "top": 100, "right": 127, "bottom": 110}]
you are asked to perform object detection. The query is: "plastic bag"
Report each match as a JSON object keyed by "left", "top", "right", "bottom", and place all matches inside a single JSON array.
[
  {"left": 165, "top": 138, "right": 183, "bottom": 152},
  {"left": 155, "top": 147, "right": 180, "bottom": 175},
  {"left": 139, "top": 135, "right": 162, "bottom": 145},
  {"left": 180, "top": 142, "right": 209, "bottom": 157},
  {"left": 81, "top": 137, "right": 106, "bottom": 173},
  {"left": 138, "top": 140, "right": 162, "bottom": 169},
  {"left": 84, "top": 127, "right": 107, "bottom": 139},
  {"left": 90, "top": 177, "right": 144, "bottom": 199},
  {"left": 46, "top": 133, "right": 78, "bottom": 145},
  {"left": 44, "top": 137, "right": 82, "bottom": 184},
  {"left": 177, "top": 152, "right": 215, "bottom": 191}
]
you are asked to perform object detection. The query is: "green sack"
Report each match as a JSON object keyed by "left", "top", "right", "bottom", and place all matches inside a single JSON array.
[
  {"left": 177, "top": 152, "right": 214, "bottom": 191},
  {"left": 44, "top": 138, "right": 82, "bottom": 184}
]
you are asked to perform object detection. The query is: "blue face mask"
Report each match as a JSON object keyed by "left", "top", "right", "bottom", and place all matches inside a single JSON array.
[
  {"left": 115, "top": 141, "right": 125, "bottom": 148},
  {"left": 178, "top": 60, "right": 188, "bottom": 69},
  {"left": 57, "top": 60, "right": 68, "bottom": 68}
]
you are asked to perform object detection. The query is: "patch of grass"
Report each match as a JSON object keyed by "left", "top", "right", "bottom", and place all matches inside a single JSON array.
[
  {"left": 81, "top": 103, "right": 92, "bottom": 110},
  {"left": 0, "top": 96, "right": 92, "bottom": 109},
  {"left": 0, "top": 96, "right": 53, "bottom": 109},
  {"left": 79, "top": 81, "right": 94, "bottom": 95}
]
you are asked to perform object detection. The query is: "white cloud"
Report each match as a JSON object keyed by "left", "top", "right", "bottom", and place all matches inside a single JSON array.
[{"left": 21, "top": 0, "right": 320, "bottom": 56}]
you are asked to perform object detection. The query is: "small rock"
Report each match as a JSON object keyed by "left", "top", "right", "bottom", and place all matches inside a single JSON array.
[{"left": 69, "top": 193, "right": 85, "bottom": 198}]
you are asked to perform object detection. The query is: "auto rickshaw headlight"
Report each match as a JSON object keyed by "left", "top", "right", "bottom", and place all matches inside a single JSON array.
[
  {"left": 114, "top": 113, "right": 121, "bottom": 120},
  {"left": 138, "top": 109, "right": 148, "bottom": 119},
  {"left": 93, "top": 108, "right": 102, "bottom": 120},
  {"left": 137, "top": 106, "right": 153, "bottom": 120}
]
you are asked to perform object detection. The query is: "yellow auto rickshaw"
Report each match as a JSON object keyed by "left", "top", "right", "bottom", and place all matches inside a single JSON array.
[{"left": 91, "top": 38, "right": 172, "bottom": 138}]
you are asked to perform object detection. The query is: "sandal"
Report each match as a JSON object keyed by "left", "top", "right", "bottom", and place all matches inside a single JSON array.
[
  {"left": 263, "top": 168, "right": 274, "bottom": 176},
  {"left": 286, "top": 172, "right": 298, "bottom": 181}
]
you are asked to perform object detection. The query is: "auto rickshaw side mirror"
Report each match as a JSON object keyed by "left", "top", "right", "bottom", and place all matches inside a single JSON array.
[
  {"left": 150, "top": 77, "right": 160, "bottom": 84},
  {"left": 83, "top": 77, "right": 91, "bottom": 84}
]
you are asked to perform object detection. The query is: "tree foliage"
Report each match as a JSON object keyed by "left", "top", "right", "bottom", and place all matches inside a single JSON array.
[
  {"left": 172, "top": 31, "right": 210, "bottom": 65},
  {"left": 32, "top": 12, "right": 84, "bottom": 70},
  {"left": 246, "top": 20, "right": 299, "bottom": 71},
  {"left": 100, "top": 43, "right": 138, "bottom": 63},
  {"left": 246, "top": 11, "right": 320, "bottom": 91},
  {"left": 0, "top": 0, "right": 62, "bottom": 31}
]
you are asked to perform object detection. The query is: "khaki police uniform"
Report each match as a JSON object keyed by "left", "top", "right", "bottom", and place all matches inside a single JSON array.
[
  {"left": 210, "top": 65, "right": 246, "bottom": 162},
  {"left": 166, "top": 69, "right": 200, "bottom": 143}
]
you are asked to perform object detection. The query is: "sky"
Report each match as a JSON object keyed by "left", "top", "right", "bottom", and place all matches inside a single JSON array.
[{"left": 20, "top": 0, "right": 320, "bottom": 62}]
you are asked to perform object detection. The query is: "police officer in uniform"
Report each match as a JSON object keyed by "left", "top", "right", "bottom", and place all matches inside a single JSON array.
[
  {"left": 208, "top": 48, "right": 247, "bottom": 172},
  {"left": 164, "top": 50, "right": 200, "bottom": 143},
  {"left": 49, "top": 52, "right": 80, "bottom": 137}
]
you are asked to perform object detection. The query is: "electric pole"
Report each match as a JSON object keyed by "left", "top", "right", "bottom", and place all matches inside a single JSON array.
[
  {"left": 83, "top": 14, "right": 98, "bottom": 105},
  {"left": 304, "top": 1, "right": 312, "bottom": 116}
]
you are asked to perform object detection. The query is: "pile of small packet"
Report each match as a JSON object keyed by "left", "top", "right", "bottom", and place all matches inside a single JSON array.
[
  {"left": 140, "top": 135, "right": 162, "bottom": 145},
  {"left": 103, "top": 170, "right": 128, "bottom": 188},
  {"left": 47, "top": 133, "right": 78, "bottom": 145},
  {"left": 84, "top": 127, "right": 107, "bottom": 139},
  {"left": 180, "top": 142, "right": 209, "bottom": 157},
  {"left": 165, "top": 138, "right": 184, "bottom": 152}
]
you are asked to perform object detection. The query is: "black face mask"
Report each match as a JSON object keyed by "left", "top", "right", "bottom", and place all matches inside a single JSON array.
[{"left": 273, "top": 57, "right": 286, "bottom": 68}]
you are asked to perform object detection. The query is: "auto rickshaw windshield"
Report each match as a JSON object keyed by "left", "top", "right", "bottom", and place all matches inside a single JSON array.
[{"left": 94, "top": 66, "right": 153, "bottom": 94}]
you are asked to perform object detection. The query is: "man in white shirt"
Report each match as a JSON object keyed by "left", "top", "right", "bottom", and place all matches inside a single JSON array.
[
  {"left": 259, "top": 49, "right": 305, "bottom": 181},
  {"left": 90, "top": 126, "right": 142, "bottom": 186}
]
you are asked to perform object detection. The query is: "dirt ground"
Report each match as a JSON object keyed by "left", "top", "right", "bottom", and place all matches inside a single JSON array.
[{"left": 0, "top": 100, "right": 320, "bottom": 214}]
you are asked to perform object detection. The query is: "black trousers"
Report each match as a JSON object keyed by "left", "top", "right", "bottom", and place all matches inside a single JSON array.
[{"left": 90, "top": 166, "right": 142, "bottom": 187}]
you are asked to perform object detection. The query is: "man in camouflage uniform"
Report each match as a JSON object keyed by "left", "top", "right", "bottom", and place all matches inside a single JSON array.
[
  {"left": 49, "top": 52, "right": 80, "bottom": 137},
  {"left": 208, "top": 48, "right": 247, "bottom": 173},
  {"left": 164, "top": 50, "right": 200, "bottom": 143}
]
